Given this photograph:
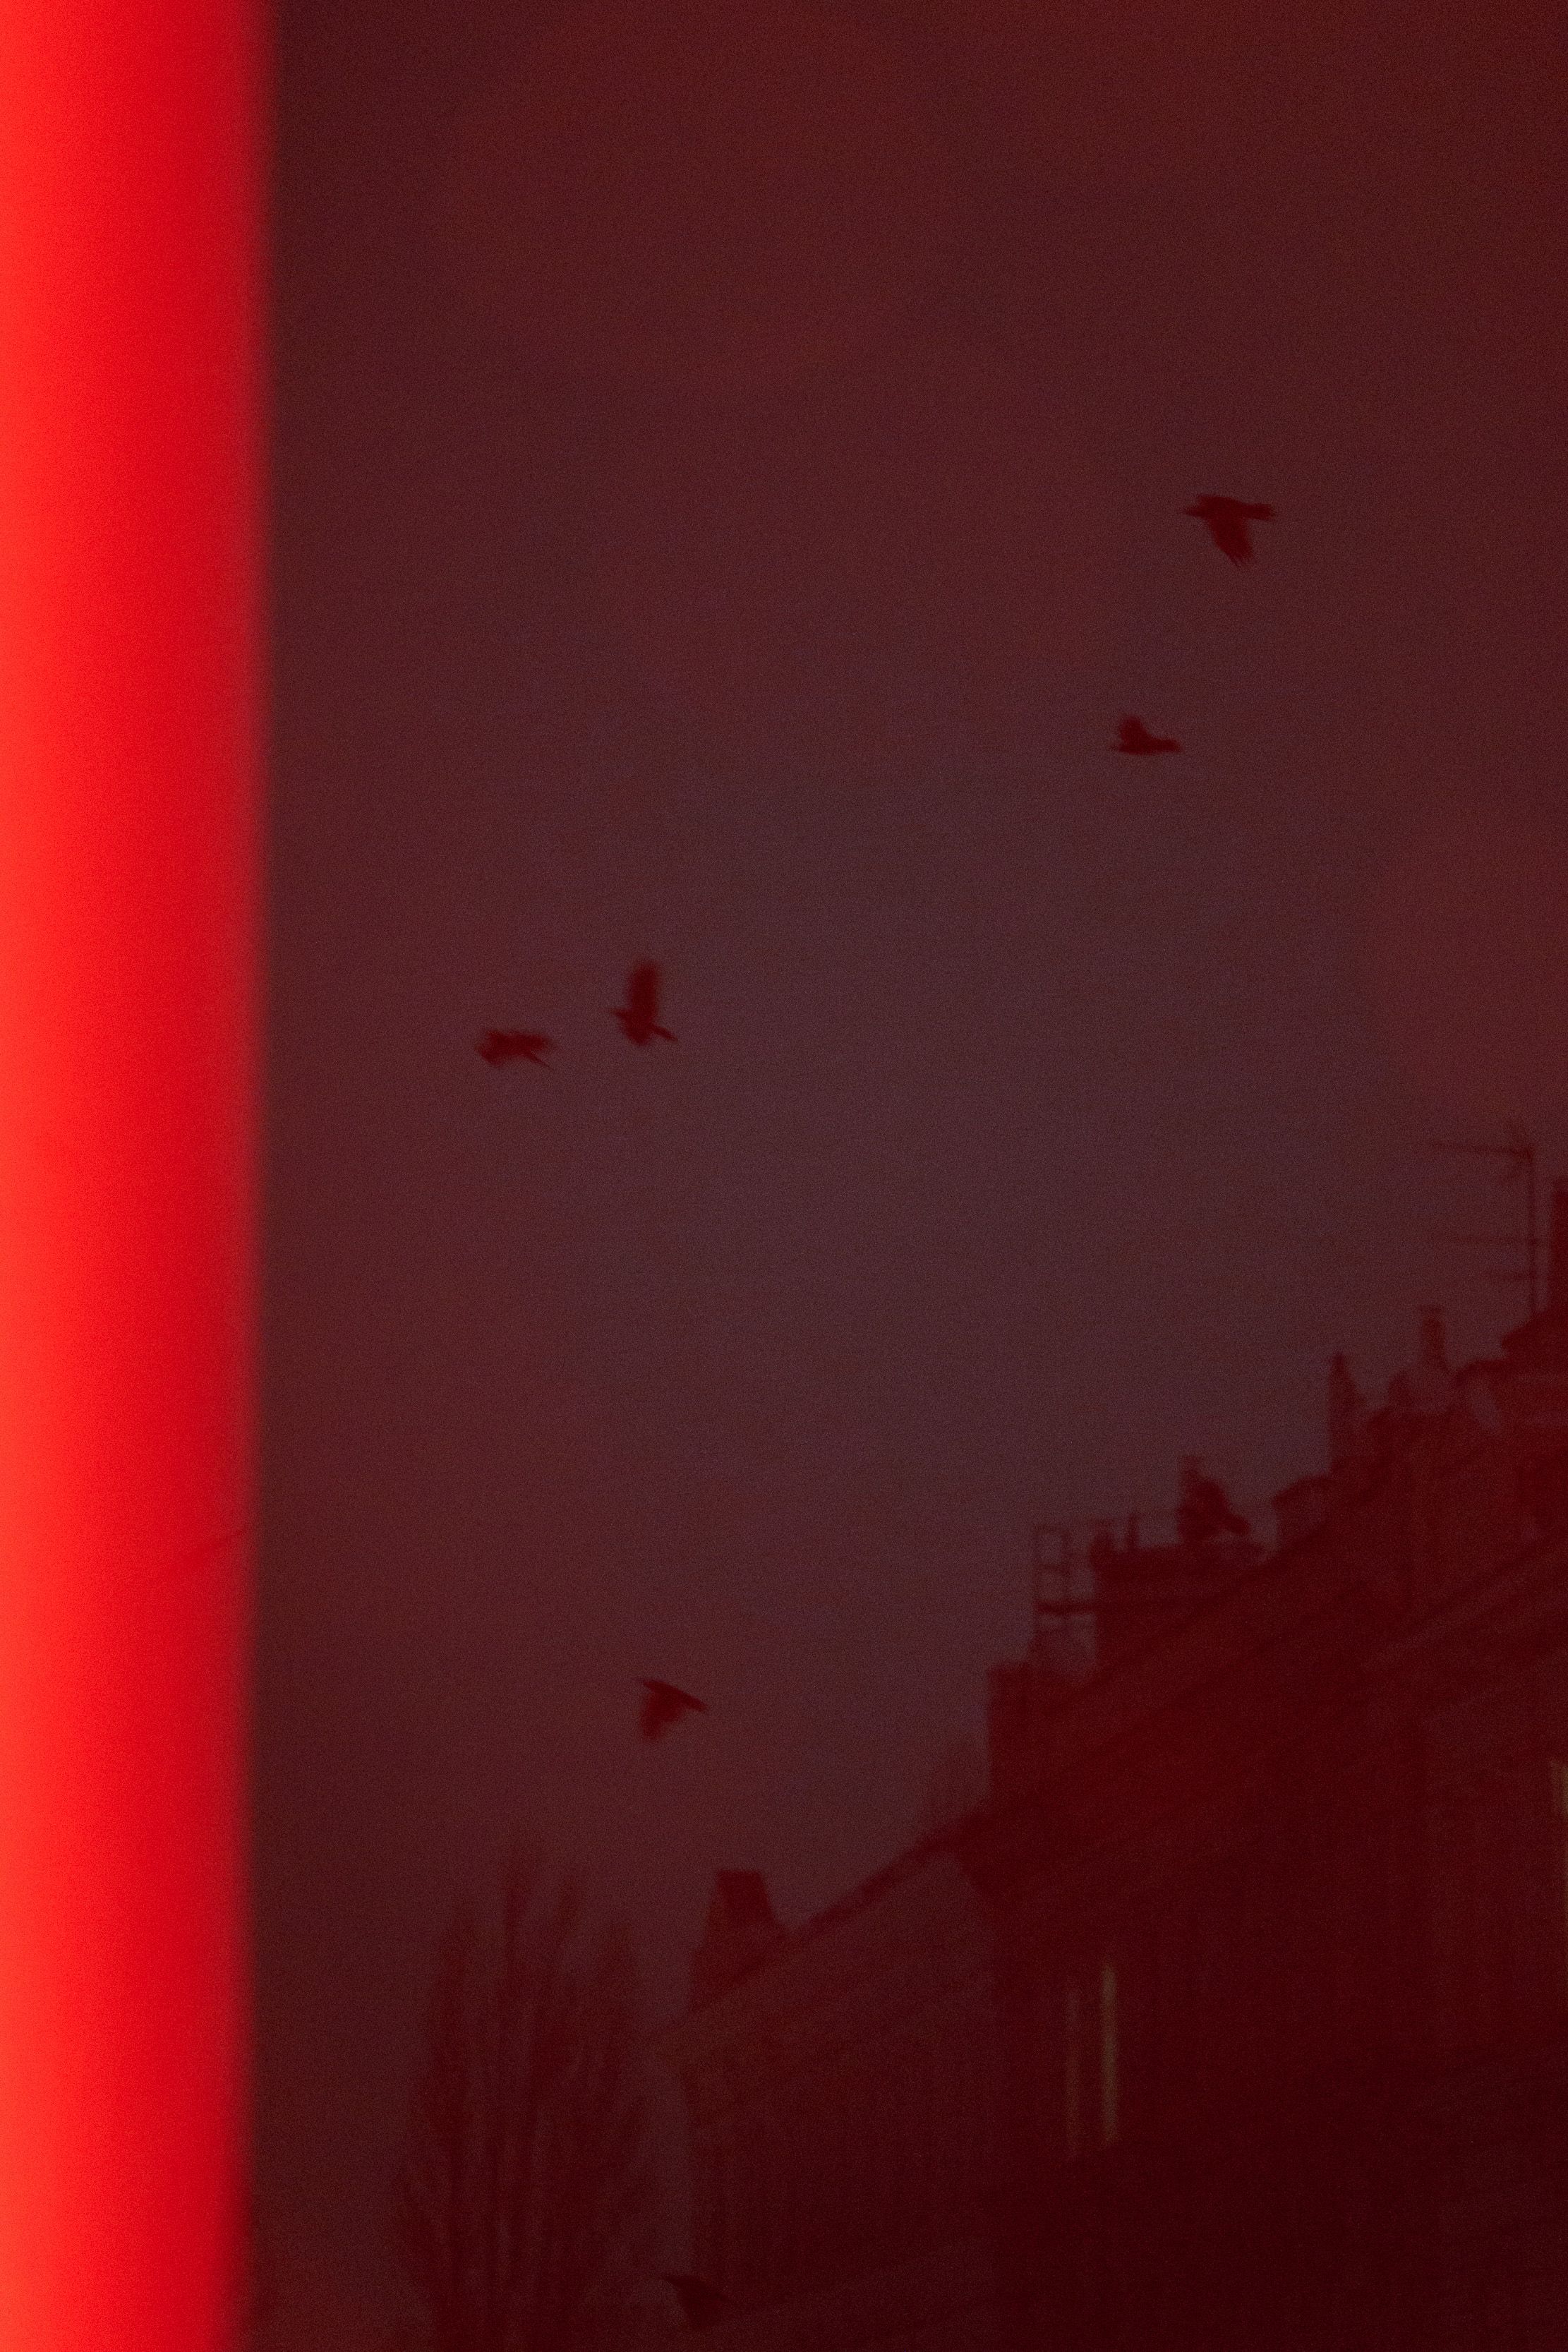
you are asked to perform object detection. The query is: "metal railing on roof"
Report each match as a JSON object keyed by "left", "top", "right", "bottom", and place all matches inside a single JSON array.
[{"left": 1030, "top": 1515, "right": 1264, "bottom": 1625}]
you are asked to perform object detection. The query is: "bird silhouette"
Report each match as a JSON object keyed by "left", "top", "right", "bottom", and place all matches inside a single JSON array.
[
  {"left": 640, "top": 1679, "right": 707, "bottom": 1742},
  {"left": 662, "top": 2276, "right": 731, "bottom": 2330},
  {"left": 476, "top": 1030, "right": 554, "bottom": 1067},
  {"left": 612, "top": 961, "right": 676, "bottom": 1047},
  {"left": 1116, "top": 716, "right": 1181, "bottom": 756},
  {"left": 1178, "top": 1474, "right": 1250, "bottom": 1548},
  {"left": 1185, "top": 495, "right": 1274, "bottom": 565}
]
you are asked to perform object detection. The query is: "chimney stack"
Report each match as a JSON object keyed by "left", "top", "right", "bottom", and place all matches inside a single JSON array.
[
  {"left": 688, "top": 1871, "right": 786, "bottom": 2010},
  {"left": 1418, "top": 1304, "right": 1448, "bottom": 1372},
  {"left": 1327, "top": 1353, "right": 1363, "bottom": 1467}
]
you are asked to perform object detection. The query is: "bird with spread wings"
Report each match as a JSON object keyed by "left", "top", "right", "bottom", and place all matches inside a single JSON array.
[
  {"left": 639, "top": 1680, "right": 706, "bottom": 1742},
  {"left": 1116, "top": 716, "right": 1181, "bottom": 756},
  {"left": 1185, "top": 494, "right": 1274, "bottom": 565},
  {"left": 476, "top": 1030, "right": 554, "bottom": 1066}
]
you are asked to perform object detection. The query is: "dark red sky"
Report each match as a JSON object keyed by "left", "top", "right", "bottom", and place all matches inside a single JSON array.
[{"left": 258, "top": 0, "right": 1568, "bottom": 2338}]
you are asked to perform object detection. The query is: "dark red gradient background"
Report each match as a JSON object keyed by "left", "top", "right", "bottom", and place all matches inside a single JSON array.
[
  {"left": 0, "top": 3, "right": 263, "bottom": 2344},
  {"left": 445, "top": 0, "right": 957, "bottom": 398},
  {"left": 261, "top": 0, "right": 1568, "bottom": 2333}
]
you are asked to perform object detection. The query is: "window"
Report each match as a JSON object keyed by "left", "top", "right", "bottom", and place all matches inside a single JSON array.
[
  {"left": 1099, "top": 1960, "right": 1120, "bottom": 2146},
  {"left": 1063, "top": 1979, "right": 1084, "bottom": 2160},
  {"left": 1063, "top": 1960, "right": 1120, "bottom": 2158},
  {"left": 1552, "top": 1761, "right": 1568, "bottom": 2004}
]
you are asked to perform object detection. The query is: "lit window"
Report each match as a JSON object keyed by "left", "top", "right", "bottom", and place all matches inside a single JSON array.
[
  {"left": 1099, "top": 1960, "right": 1119, "bottom": 2147},
  {"left": 1063, "top": 1962, "right": 1121, "bottom": 2158},
  {"left": 1063, "top": 1981, "right": 1083, "bottom": 2160}
]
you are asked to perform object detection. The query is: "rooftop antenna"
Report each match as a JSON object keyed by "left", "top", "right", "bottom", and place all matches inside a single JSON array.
[{"left": 1428, "top": 1121, "right": 1541, "bottom": 1317}]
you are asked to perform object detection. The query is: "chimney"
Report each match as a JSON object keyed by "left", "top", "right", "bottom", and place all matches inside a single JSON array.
[
  {"left": 987, "top": 1660, "right": 1032, "bottom": 1802},
  {"left": 1389, "top": 1304, "right": 1452, "bottom": 1414},
  {"left": 1327, "top": 1353, "right": 1363, "bottom": 1466},
  {"left": 688, "top": 1871, "right": 787, "bottom": 2010},
  {"left": 1418, "top": 1304, "right": 1448, "bottom": 1372},
  {"left": 1550, "top": 1181, "right": 1568, "bottom": 1315},
  {"left": 1178, "top": 1454, "right": 1200, "bottom": 1503},
  {"left": 1273, "top": 1474, "right": 1331, "bottom": 1551}
]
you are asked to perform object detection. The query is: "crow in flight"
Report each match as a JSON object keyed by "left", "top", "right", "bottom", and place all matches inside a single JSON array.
[
  {"left": 613, "top": 960, "right": 676, "bottom": 1047},
  {"left": 663, "top": 2276, "right": 732, "bottom": 2330},
  {"left": 1178, "top": 1473, "right": 1250, "bottom": 1548},
  {"left": 1116, "top": 716, "right": 1181, "bottom": 756},
  {"left": 476, "top": 1030, "right": 554, "bottom": 1067},
  {"left": 1185, "top": 495, "right": 1274, "bottom": 565},
  {"left": 640, "top": 1679, "right": 707, "bottom": 1742}
]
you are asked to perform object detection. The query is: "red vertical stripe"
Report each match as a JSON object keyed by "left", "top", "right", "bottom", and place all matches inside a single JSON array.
[{"left": 0, "top": 4, "right": 264, "bottom": 2346}]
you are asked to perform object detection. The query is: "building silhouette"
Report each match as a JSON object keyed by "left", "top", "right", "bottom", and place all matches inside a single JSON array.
[
  {"left": 662, "top": 1185, "right": 1568, "bottom": 2351},
  {"left": 658, "top": 1848, "right": 999, "bottom": 2352}
]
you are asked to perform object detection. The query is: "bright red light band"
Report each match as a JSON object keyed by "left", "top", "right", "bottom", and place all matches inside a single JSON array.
[{"left": 0, "top": 4, "right": 264, "bottom": 2345}]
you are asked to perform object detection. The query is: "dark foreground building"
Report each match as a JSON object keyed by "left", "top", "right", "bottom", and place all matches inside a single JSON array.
[
  {"left": 664, "top": 1188, "right": 1568, "bottom": 2352},
  {"left": 976, "top": 1224, "right": 1568, "bottom": 2351},
  {"left": 656, "top": 1852, "right": 999, "bottom": 2352}
]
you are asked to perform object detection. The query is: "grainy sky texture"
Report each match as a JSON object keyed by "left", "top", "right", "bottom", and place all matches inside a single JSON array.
[{"left": 258, "top": 1, "right": 1568, "bottom": 2339}]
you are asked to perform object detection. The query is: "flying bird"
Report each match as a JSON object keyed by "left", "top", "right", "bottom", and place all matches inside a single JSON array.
[
  {"left": 1185, "top": 495, "right": 1274, "bottom": 565},
  {"left": 662, "top": 2276, "right": 732, "bottom": 2330},
  {"left": 1116, "top": 716, "right": 1181, "bottom": 756},
  {"left": 639, "top": 1679, "right": 707, "bottom": 1742},
  {"left": 612, "top": 961, "right": 676, "bottom": 1047},
  {"left": 476, "top": 1030, "right": 554, "bottom": 1067}
]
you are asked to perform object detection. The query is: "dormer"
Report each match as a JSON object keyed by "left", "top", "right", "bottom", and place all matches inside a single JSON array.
[{"left": 1387, "top": 1305, "right": 1453, "bottom": 1418}]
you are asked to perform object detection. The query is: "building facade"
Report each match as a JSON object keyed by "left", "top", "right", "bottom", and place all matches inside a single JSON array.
[
  {"left": 657, "top": 1850, "right": 1000, "bottom": 2352},
  {"left": 969, "top": 1206, "right": 1568, "bottom": 2352},
  {"left": 665, "top": 1189, "right": 1568, "bottom": 2351}
]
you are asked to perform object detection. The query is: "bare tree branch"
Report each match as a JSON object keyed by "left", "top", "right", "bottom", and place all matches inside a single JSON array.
[{"left": 392, "top": 1851, "right": 659, "bottom": 2352}]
